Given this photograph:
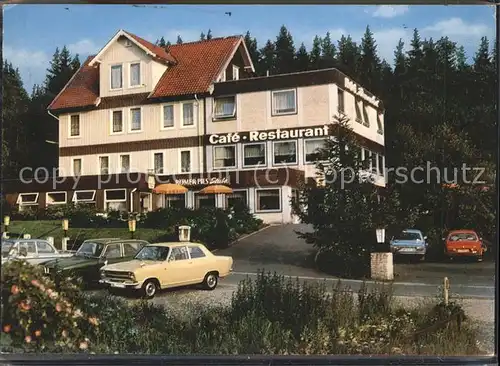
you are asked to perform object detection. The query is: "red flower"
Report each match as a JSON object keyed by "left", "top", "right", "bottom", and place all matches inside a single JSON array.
[
  {"left": 3, "top": 324, "right": 11, "bottom": 333},
  {"left": 11, "top": 285, "right": 20, "bottom": 295}
]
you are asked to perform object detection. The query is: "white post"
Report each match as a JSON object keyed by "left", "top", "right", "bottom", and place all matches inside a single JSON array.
[
  {"left": 2, "top": 232, "right": 8, "bottom": 239},
  {"left": 62, "top": 237, "right": 69, "bottom": 251},
  {"left": 443, "top": 277, "right": 449, "bottom": 305},
  {"left": 46, "top": 237, "right": 54, "bottom": 246}
]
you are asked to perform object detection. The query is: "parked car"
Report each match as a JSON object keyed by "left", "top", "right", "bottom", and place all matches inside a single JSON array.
[
  {"left": 443, "top": 229, "right": 485, "bottom": 261},
  {"left": 1, "top": 238, "right": 75, "bottom": 265},
  {"left": 41, "top": 238, "right": 149, "bottom": 286},
  {"left": 99, "top": 242, "right": 233, "bottom": 298},
  {"left": 389, "top": 229, "right": 427, "bottom": 260}
]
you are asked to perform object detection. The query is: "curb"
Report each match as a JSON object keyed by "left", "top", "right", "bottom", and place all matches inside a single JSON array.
[{"left": 212, "top": 224, "right": 275, "bottom": 253}]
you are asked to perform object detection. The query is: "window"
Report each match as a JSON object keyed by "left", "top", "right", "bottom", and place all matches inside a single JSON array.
[
  {"left": 214, "top": 146, "right": 236, "bottom": 168},
  {"left": 37, "top": 241, "right": 55, "bottom": 254},
  {"left": 256, "top": 189, "right": 281, "bottom": 212},
  {"left": 110, "top": 64, "right": 123, "bottom": 89},
  {"left": 130, "top": 108, "right": 142, "bottom": 131},
  {"left": 182, "top": 102, "right": 194, "bottom": 126},
  {"left": 73, "top": 190, "right": 95, "bottom": 203},
  {"left": 70, "top": 115, "right": 80, "bottom": 137},
  {"left": 169, "top": 246, "right": 189, "bottom": 261},
  {"left": 355, "top": 98, "right": 362, "bottom": 123},
  {"left": 243, "top": 143, "right": 266, "bottom": 167},
  {"left": 188, "top": 246, "right": 206, "bottom": 259},
  {"left": 124, "top": 242, "right": 141, "bottom": 257},
  {"left": 120, "top": 155, "right": 130, "bottom": 173},
  {"left": 112, "top": 110, "right": 123, "bottom": 133},
  {"left": 19, "top": 241, "right": 36, "bottom": 256},
  {"left": 99, "top": 156, "right": 110, "bottom": 175},
  {"left": 46, "top": 192, "right": 66, "bottom": 205},
  {"left": 273, "top": 141, "right": 297, "bottom": 164},
  {"left": 378, "top": 154, "right": 384, "bottom": 176},
  {"left": 232, "top": 65, "right": 240, "bottom": 80},
  {"left": 362, "top": 103, "right": 370, "bottom": 126},
  {"left": 370, "top": 151, "right": 377, "bottom": 174},
  {"left": 180, "top": 151, "right": 191, "bottom": 173},
  {"left": 73, "top": 158, "right": 82, "bottom": 176},
  {"left": 227, "top": 190, "right": 247, "bottom": 208},
  {"left": 272, "top": 89, "right": 296, "bottom": 115},
  {"left": 377, "top": 113, "right": 384, "bottom": 134},
  {"left": 104, "top": 189, "right": 127, "bottom": 211},
  {"left": 337, "top": 89, "right": 345, "bottom": 113},
  {"left": 162, "top": 105, "right": 174, "bottom": 128},
  {"left": 213, "top": 96, "right": 236, "bottom": 119},
  {"left": 153, "top": 153, "right": 164, "bottom": 174},
  {"left": 305, "top": 139, "right": 325, "bottom": 163},
  {"left": 130, "top": 63, "right": 141, "bottom": 87},
  {"left": 195, "top": 193, "right": 216, "bottom": 209},
  {"left": 166, "top": 194, "right": 185, "bottom": 209},
  {"left": 103, "top": 243, "right": 122, "bottom": 259},
  {"left": 17, "top": 193, "right": 38, "bottom": 206}
]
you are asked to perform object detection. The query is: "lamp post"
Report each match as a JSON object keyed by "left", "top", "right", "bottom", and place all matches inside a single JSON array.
[
  {"left": 3, "top": 215, "right": 10, "bottom": 237},
  {"left": 62, "top": 218, "right": 69, "bottom": 238},
  {"left": 128, "top": 216, "right": 136, "bottom": 239}
]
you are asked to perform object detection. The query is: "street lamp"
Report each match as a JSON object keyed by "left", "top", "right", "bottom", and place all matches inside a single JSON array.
[
  {"left": 128, "top": 216, "right": 136, "bottom": 239},
  {"left": 3, "top": 215, "right": 10, "bottom": 237},
  {"left": 62, "top": 218, "right": 69, "bottom": 238},
  {"left": 376, "top": 227, "right": 386, "bottom": 252}
]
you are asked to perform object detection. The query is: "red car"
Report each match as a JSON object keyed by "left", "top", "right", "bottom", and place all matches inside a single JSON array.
[{"left": 443, "top": 230, "right": 486, "bottom": 261}]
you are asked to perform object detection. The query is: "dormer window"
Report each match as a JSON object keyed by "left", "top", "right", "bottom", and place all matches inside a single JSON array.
[
  {"left": 130, "top": 63, "right": 141, "bottom": 87},
  {"left": 232, "top": 65, "right": 239, "bottom": 80},
  {"left": 110, "top": 64, "right": 123, "bottom": 89}
]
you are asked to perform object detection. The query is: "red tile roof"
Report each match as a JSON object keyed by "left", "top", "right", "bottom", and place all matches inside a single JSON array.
[
  {"left": 48, "top": 55, "right": 99, "bottom": 110},
  {"left": 149, "top": 36, "right": 241, "bottom": 98},
  {"left": 48, "top": 31, "right": 244, "bottom": 111}
]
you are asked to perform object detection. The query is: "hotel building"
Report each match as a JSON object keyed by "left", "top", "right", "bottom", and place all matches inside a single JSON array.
[{"left": 4, "top": 29, "right": 386, "bottom": 224}]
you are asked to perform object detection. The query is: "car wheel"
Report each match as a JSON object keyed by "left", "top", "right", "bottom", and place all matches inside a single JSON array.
[
  {"left": 141, "top": 279, "right": 158, "bottom": 299},
  {"left": 202, "top": 272, "right": 218, "bottom": 290}
]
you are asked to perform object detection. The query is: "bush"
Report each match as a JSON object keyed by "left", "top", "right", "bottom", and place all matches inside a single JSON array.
[{"left": 1, "top": 266, "right": 482, "bottom": 355}]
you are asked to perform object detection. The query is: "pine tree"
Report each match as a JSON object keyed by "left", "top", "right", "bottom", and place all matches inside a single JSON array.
[
  {"left": 274, "top": 25, "right": 296, "bottom": 74},
  {"left": 320, "top": 32, "right": 336, "bottom": 69},
  {"left": 158, "top": 37, "right": 166, "bottom": 47},
  {"left": 407, "top": 29, "right": 424, "bottom": 72},
  {"left": 357, "top": 26, "right": 381, "bottom": 92},
  {"left": 295, "top": 43, "right": 309, "bottom": 72},
  {"left": 70, "top": 54, "right": 81, "bottom": 73},
  {"left": 176, "top": 35, "right": 183, "bottom": 44},
  {"left": 200, "top": 32, "right": 206, "bottom": 41},
  {"left": 393, "top": 39, "right": 406, "bottom": 77},
  {"left": 473, "top": 36, "right": 491, "bottom": 73},
  {"left": 455, "top": 45, "right": 467, "bottom": 71},
  {"left": 258, "top": 39, "right": 276, "bottom": 76},
  {"left": 244, "top": 31, "right": 260, "bottom": 72},
  {"left": 309, "top": 36, "right": 322, "bottom": 70},
  {"left": 206, "top": 29, "right": 213, "bottom": 40},
  {"left": 336, "top": 35, "right": 360, "bottom": 78}
]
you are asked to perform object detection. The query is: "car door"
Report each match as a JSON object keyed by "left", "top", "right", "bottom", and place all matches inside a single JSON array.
[
  {"left": 187, "top": 245, "right": 210, "bottom": 283},
  {"left": 36, "top": 240, "right": 58, "bottom": 263},
  {"left": 164, "top": 246, "right": 193, "bottom": 287},
  {"left": 19, "top": 241, "right": 39, "bottom": 264}
]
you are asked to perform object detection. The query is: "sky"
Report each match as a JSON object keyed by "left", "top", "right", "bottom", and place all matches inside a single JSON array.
[{"left": 3, "top": 4, "right": 496, "bottom": 92}]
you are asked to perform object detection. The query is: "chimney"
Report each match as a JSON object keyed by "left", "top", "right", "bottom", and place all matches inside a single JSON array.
[{"left": 178, "top": 225, "right": 191, "bottom": 242}]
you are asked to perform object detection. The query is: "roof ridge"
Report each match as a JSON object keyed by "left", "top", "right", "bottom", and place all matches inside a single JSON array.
[{"left": 169, "top": 35, "right": 242, "bottom": 47}]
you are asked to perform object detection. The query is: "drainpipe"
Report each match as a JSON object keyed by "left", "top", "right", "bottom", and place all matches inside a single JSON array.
[
  {"left": 47, "top": 109, "right": 60, "bottom": 177},
  {"left": 194, "top": 94, "right": 203, "bottom": 175},
  {"left": 202, "top": 95, "right": 207, "bottom": 172},
  {"left": 130, "top": 188, "right": 137, "bottom": 213}
]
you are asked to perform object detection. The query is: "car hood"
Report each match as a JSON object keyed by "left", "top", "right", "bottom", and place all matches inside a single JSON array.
[
  {"left": 102, "top": 259, "right": 160, "bottom": 272},
  {"left": 390, "top": 239, "right": 425, "bottom": 246},
  {"left": 43, "top": 255, "right": 99, "bottom": 269}
]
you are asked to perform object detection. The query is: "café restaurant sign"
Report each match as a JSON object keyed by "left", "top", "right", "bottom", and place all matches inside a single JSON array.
[
  {"left": 207, "top": 125, "right": 330, "bottom": 145},
  {"left": 174, "top": 177, "right": 229, "bottom": 186}
]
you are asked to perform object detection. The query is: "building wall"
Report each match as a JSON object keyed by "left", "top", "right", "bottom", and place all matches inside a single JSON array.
[{"left": 98, "top": 36, "right": 167, "bottom": 98}]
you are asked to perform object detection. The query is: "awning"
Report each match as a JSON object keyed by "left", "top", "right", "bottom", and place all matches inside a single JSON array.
[
  {"left": 199, "top": 185, "right": 233, "bottom": 194},
  {"left": 153, "top": 183, "right": 188, "bottom": 195}
]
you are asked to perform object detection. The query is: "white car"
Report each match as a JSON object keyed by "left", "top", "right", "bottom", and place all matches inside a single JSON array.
[{"left": 1, "top": 238, "right": 75, "bottom": 265}]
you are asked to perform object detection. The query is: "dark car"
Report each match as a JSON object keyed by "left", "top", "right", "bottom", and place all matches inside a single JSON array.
[{"left": 41, "top": 238, "right": 149, "bottom": 286}]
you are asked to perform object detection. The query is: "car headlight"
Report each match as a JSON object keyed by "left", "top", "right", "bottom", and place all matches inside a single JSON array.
[
  {"left": 128, "top": 272, "right": 136, "bottom": 281},
  {"left": 100, "top": 271, "right": 105, "bottom": 278}
]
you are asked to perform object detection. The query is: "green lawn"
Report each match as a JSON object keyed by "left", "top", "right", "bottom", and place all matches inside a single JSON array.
[{"left": 3, "top": 220, "right": 175, "bottom": 250}]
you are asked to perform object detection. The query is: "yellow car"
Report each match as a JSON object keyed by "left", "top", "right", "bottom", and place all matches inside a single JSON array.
[{"left": 99, "top": 242, "right": 233, "bottom": 298}]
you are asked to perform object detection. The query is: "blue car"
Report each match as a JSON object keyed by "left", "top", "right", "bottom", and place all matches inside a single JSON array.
[{"left": 389, "top": 229, "right": 427, "bottom": 260}]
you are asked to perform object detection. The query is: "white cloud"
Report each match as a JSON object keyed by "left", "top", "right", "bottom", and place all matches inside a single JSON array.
[
  {"left": 372, "top": 5, "right": 409, "bottom": 18},
  {"left": 3, "top": 45, "right": 50, "bottom": 90},
  {"left": 422, "top": 17, "right": 490, "bottom": 38},
  {"left": 68, "top": 39, "right": 99, "bottom": 56}
]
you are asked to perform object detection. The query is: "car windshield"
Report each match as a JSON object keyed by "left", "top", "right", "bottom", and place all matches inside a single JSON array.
[
  {"left": 448, "top": 233, "right": 478, "bottom": 241},
  {"left": 1, "top": 241, "right": 15, "bottom": 257},
  {"left": 134, "top": 246, "right": 170, "bottom": 261},
  {"left": 393, "top": 231, "right": 421, "bottom": 241},
  {"left": 76, "top": 241, "right": 105, "bottom": 257}
]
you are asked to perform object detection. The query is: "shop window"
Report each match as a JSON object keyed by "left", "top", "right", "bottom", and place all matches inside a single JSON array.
[
  {"left": 104, "top": 189, "right": 127, "bottom": 211},
  {"left": 256, "top": 189, "right": 281, "bottom": 212},
  {"left": 166, "top": 194, "right": 186, "bottom": 209},
  {"left": 46, "top": 192, "right": 67, "bottom": 205},
  {"left": 195, "top": 193, "right": 216, "bottom": 209},
  {"left": 273, "top": 141, "right": 297, "bottom": 164},
  {"left": 227, "top": 190, "right": 248, "bottom": 208},
  {"left": 304, "top": 139, "right": 325, "bottom": 163},
  {"left": 243, "top": 143, "right": 266, "bottom": 167}
]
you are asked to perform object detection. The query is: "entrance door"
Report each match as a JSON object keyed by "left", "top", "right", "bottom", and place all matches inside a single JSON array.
[{"left": 140, "top": 193, "right": 152, "bottom": 212}]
